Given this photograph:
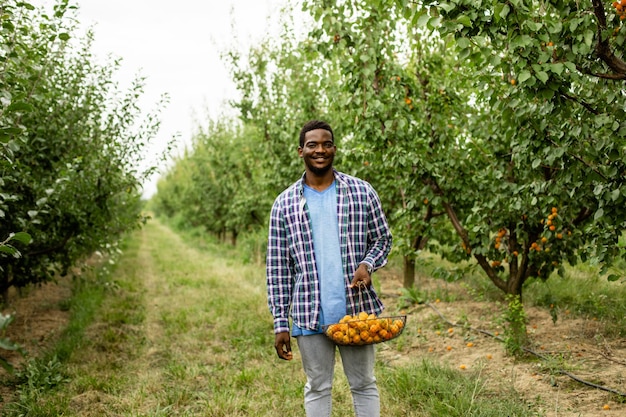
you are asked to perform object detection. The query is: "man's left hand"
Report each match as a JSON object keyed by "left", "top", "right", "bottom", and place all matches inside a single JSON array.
[{"left": 350, "top": 264, "right": 372, "bottom": 288}]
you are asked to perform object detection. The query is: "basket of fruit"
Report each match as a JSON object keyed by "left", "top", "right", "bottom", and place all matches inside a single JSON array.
[
  {"left": 322, "top": 312, "right": 406, "bottom": 346},
  {"left": 322, "top": 282, "right": 407, "bottom": 346}
]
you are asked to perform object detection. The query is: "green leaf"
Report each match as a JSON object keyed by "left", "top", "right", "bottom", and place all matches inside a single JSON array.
[
  {"left": 594, "top": 208, "right": 604, "bottom": 221},
  {"left": 0, "top": 245, "right": 17, "bottom": 255},
  {"left": 0, "top": 337, "right": 21, "bottom": 351},
  {"left": 550, "top": 63, "right": 564, "bottom": 75},
  {"left": 6, "top": 101, "right": 33, "bottom": 113},
  {"left": 498, "top": 4, "right": 510, "bottom": 19},
  {"left": 536, "top": 71, "right": 549, "bottom": 83},
  {"left": 58, "top": 33, "right": 70, "bottom": 41},
  {"left": 611, "top": 189, "right": 620, "bottom": 201},
  {"left": 417, "top": 13, "right": 430, "bottom": 28},
  {"left": 518, "top": 70, "right": 531, "bottom": 83},
  {"left": 9, "top": 232, "right": 31, "bottom": 245},
  {"left": 457, "top": 15, "right": 472, "bottom": 27},
  {"left": 456, "top": 37, "right": 470, "bottom": 49},
  {"left": 607, "top": 274, "right": 620, "bottom": 282}
]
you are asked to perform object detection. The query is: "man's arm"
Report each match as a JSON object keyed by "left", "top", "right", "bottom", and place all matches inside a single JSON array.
[
  {"left": 266, "top": 200, "right": 292, "bottom": 335},
  {"left": 361, "top": 185, "right": 392, "bottom": 272}
]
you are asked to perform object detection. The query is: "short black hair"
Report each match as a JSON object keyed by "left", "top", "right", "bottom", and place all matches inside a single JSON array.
[{"left": 299, "top": 120, "right": 334, "bottom": 147}]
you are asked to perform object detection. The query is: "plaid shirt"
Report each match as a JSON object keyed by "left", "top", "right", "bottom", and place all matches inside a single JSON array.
[{"left": 266, "top": 170, "right": 392, "bottom": 334}]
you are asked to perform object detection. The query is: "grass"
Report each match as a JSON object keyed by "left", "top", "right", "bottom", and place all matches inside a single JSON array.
[
  {"left": 2, "top": 219, "right": 544, "bottom": 416},
  {"left": 398, "top": 249, "right": 626, "bottom": 338}
]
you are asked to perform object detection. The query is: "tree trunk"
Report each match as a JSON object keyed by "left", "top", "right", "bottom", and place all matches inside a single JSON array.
[{"left": 403, "top": 255, "right": 415, "bottom": 288}]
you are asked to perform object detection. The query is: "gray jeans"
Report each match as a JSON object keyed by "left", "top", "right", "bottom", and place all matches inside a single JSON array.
[{"left": 296, "top": 333, "right": 380, "bottom": 417}]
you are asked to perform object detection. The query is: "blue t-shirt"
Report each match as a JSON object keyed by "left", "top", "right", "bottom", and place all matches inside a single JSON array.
[{"left": 292, "top": 181, "right": 346, "bottom": 336}]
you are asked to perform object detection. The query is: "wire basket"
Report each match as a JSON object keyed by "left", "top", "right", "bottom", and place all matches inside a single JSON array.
[
  {"left": 322, "top": 282, "right": 407, "bottom": 346},
  {"left": 322, "top": 314, "right": 407, "bottom": 346}
]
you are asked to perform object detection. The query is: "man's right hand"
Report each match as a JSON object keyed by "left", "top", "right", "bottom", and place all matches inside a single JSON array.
[{"left": 274, "top": 331, "right": 293, "bottom": 361}]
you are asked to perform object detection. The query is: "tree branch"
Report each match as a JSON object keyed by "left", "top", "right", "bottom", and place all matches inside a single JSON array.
[{"left": 591, "top": 0, "right": 626, "bottom": 78}]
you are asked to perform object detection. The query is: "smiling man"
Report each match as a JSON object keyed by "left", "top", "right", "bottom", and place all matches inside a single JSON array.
[{"left": 266, "top": 120, "right": 392, "bottom": 417}]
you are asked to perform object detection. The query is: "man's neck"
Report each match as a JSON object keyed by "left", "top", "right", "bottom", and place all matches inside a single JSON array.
[{"left": 304, "top": 170, "right": 335, "bottom": 191}]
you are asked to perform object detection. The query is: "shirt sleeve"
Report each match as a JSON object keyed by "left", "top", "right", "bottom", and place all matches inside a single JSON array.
[
  {"left": 362, "top": 185, "right": 392, "bottom": 271},
  {"left": 266, "top": 198, "right": 293, "bottom": 334}
]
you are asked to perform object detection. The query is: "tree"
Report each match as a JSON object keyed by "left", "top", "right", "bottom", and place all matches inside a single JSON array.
[{"left": 0, "top": 0, "right": 167, "bottom": 299}]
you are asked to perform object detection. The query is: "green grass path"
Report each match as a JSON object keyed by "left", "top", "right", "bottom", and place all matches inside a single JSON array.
[{"left": 6, "top": 219, "right": 542, "bottom": 417}]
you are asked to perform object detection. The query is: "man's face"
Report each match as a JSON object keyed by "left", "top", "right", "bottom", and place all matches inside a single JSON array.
[{"left": 298, "top": 128, "right": 336, "bottom": 176}]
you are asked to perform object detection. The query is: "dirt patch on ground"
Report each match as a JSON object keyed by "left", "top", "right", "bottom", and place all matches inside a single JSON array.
[
  {"left": 0, "top": 277, "right": 72, "bottom": 405},
  {"left": 377, "top": 270, "right": 626, "bottom": 417}
]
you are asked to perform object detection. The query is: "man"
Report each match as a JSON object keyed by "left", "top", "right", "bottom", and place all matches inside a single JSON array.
[{"left": 266, "top": 120, "right": 392, "bottom": 417}]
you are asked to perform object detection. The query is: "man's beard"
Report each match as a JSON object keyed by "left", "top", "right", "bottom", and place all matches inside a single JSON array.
[{"left": 306, "top": 159, "right": 333, "bottom": 176}]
